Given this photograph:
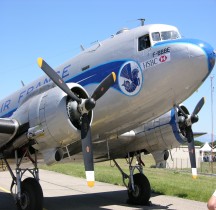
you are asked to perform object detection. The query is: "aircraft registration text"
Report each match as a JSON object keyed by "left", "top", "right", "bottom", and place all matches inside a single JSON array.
[{"left": 142, "top": 52, "right": 171, "bottom": 70}]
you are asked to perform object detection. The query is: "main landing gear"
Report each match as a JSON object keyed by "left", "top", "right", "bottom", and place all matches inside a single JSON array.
[
  {"left": 113, "top": 152, "right": 151, "bottom": 205},
  {"left": 2, "top": 148, "right": 43, "bottom": 210}
]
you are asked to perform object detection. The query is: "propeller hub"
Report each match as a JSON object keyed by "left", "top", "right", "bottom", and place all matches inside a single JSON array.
[
  {"left": 191, "top": 115, "right": 199, "bottom": 124},
  {"left": 178, "top": 116, "right": 185, "bottom": 124},
  {"left": 185, "top": 116, "right": 192, "bottom": 126},
  {"left": 78, "top": 98, "right": 96, "bottom": 115},
  {"left": 85, "top": 98, "right": 96, "bottom": 111}
]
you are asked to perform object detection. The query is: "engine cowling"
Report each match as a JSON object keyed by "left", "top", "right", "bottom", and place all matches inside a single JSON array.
[
  {"left": 127, "top": 105, "right": 189, "bottom": 153},
  {"left": 27, "top": 83, "right": 92, "bottom": 151}
]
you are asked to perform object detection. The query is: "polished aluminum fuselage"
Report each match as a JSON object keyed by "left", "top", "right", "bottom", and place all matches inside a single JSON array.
[{"left": 0, "top": 24, "right": 214, "bottom": 151}]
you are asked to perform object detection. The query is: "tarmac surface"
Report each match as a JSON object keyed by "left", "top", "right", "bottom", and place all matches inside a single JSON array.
[{"left": 0, "top": 169, "right": 207, "bottom": 210}]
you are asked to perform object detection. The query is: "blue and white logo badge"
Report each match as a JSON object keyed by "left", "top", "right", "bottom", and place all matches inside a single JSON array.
[{"left": 118, "top": 61, "right": 143, "bottom": 96}]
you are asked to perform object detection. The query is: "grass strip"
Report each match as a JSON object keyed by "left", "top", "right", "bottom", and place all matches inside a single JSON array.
[{"left": 40, "top": 159, "right": 216, "bottom": 202}]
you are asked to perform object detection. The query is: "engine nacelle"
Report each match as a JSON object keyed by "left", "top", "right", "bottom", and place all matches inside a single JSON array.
[
  {"left": 94, "top": 105, "right": 190, "bottom": 161},
  {"left": 117, "top": 105, "right": 189, "bottom": 155},
  {"left": 42, "top": 148, "right": 64, "bottom": 165},
  {"left": 151, "top": 150, "right": 169, "bottom": 168},
  {"left": 27, "top": 83, "right": 92, "bottom": 150}
]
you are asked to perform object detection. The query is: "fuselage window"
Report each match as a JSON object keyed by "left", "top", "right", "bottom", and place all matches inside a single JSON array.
[{"left": 138, "top": 35, "right": 151, "bottom": 51}]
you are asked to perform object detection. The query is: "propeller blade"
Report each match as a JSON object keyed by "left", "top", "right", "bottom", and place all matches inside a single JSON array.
[
  {"left": 78, "top": 72, "right": 116, "bottom": 186},
  {"left": 192, "top": 97, "right": 205, "bottom": 116},
  {"left": 186, "top": 126, "right": 197, "bottom": 179},
  {"left": 185, "top": 125, "right": 193, "bottom": 144},
  {"left": 91, "top": 72, "right": 116, "bottom": 101},
  {"left": 37, "top": 58, "right": 81, "bottom": 103},
  {"left": 81, "top": 113, "right": 94, "bottom": 187}
]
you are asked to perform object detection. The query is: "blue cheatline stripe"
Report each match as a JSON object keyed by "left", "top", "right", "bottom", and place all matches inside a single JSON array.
[
  {"left": 0, "top": 109, "right": 16, "bottom": 118},
  {"left": 0, "top": 59, "right": 143, "bottom": 118},
  {"left": 67, "top": 60, "right": 127, "bottom": 91}
]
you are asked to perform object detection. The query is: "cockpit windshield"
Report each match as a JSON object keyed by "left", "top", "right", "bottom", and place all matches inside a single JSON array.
[{"left": 152, "top": 30, "right": 180, "bottom": 42}]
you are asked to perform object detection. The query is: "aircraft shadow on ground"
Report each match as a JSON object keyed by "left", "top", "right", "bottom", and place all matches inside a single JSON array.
[
  {"left": 44, "top": 191, "right": 174, "bottom": 210},
  {"left": 0, "top": 192, "right": 17, "bottom": 210},
  {"left": 0, "top": 191, "right": 175, "bottom": 210}
]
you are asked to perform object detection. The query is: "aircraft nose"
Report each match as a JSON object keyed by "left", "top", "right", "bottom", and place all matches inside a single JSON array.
[{"left": 194, "top": 40, "right": 215, "bottom": 72}]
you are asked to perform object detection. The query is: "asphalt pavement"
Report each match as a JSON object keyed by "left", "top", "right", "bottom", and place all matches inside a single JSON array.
[{"left": 0, "top": 169, "right": 207, "bottom": 210}]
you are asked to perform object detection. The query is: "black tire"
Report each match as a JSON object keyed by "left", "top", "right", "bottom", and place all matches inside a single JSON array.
[
  {"left": 127, "top": 173, "right": 151, "bottom": 205},
  {"left": 17, "top": 178, "right": 43, "bottom": 210}
]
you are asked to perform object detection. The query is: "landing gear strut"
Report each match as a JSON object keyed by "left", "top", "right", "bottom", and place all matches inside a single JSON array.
[
  {"left": 2, "top": 148, "right": 43, "bottom": 210},
  {"left": 113, "top": 152, "right": 151, "bottom": 205}
]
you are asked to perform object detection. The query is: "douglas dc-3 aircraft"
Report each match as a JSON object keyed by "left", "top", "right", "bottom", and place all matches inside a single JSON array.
[{"left": 0, "top": 22, "right": 215, "bottom": 210}]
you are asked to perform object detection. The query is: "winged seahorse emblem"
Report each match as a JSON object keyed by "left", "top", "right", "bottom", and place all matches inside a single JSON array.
[{"left": 120, "top": 63, "right": 140, "bottom": 93}]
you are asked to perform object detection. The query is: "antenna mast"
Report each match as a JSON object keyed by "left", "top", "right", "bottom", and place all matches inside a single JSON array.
[{"left": 138, "top": 18, "right": 145, "bottom": 26}]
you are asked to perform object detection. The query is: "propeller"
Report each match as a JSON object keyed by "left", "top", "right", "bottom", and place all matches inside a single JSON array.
[
  {"left": 177, "top": 97, "right": 205, "bottom": 179},
  {"left": 37, "top": 58, "right": 116, "bottom": 187}
]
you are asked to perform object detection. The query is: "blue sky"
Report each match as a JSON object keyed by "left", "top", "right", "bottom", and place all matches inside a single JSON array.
[{"left": 0, "top": 0, "right": 216, "bottom": 140}]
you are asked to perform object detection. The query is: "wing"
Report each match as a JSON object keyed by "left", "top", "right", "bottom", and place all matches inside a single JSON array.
[{"left": 193, "top": 132, "right": 207, "bottom": 138}]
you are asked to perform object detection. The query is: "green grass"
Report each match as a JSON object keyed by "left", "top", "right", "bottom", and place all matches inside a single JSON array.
[
  {"left": 145, "top": 168, "right": 216, "bottom": 202},
  {"left": 40, "top": 155, "right": 216, "bottom": 202}
]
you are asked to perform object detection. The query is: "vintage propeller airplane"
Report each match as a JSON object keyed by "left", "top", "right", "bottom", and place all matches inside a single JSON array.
[{"left": 0, "top": 22, "right": 215, "bottom": 210}]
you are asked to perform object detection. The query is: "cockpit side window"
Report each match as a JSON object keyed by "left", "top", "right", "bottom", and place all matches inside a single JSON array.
[
  {"left": 151, "top": 30, "right": 180, "bottom": 43},
  {"left": 138, "top": 35, "right": 151, "bottom": 51},
  {"left": 161, "top": 31, "right": 179, "bottom": 40},
  {"left": 152, "top": 32, "right": 161, "bottom": 41}
]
